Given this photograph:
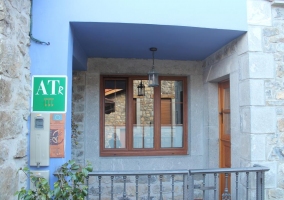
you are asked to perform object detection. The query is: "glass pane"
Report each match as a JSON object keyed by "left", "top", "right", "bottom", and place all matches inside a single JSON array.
[
  {"left": 224, "top": 88, "right": 230, "bottom": 109},
  {"left": 133, "top": 80, "right": 154, "bottom": 148},
  {"left": 223, "top": 113, "right": 231, "bottom": 135},
  {"left": 161, "top": 125, "right": 183, "bottom": 147},
  {"left": 104, "top": 80, "right": 126, "bottom": 148},
  {"left": 160, "top": 80, "right": 183, "bottom": 148}
]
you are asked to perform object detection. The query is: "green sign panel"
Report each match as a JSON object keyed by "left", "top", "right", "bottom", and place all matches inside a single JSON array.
[{"left": 32, "top": 76, "right": 67, "bottom": 112}]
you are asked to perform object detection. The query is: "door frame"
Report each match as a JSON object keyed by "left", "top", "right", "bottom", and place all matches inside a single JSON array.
[{"left": 218, "top": 80, "right": 231, "bottom": 198}]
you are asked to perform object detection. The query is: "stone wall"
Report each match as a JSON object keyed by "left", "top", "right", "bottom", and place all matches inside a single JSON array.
[
  {"left": 72, "top": 71, "right": 86, "bottom": 164},
  {"left": 202, "top": 1, "right": 284, "bottom": 199},
  {"left": 72, "top": 58, "right": 204, "bottom": 198},
  {"left": 0, "top": 0, "right": 31, "bottom": 199},
  {"left": 263, "top": 2, "right": 284, "bottom": 198}
]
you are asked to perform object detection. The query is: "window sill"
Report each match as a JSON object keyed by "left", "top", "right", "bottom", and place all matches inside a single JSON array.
[{"left": 100, "top": 149, "right": 188, "bottom": 157}]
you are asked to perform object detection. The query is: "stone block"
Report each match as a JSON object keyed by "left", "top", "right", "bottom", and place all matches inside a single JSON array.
[
  {"left": 240, "top": 107, "right": 251, "bottom": 133},
  {"left": 15, "top": 90, "right": 29, "bottom": 110},
  {"left": 208, "top": 125, "right": 218, "bottom": 141},
  {"left": 72, "top": 71, "right": 86, "bottom": 85},
  {"left": 0, "top": 111, "right": 22, "bottom": 139},
  {"left": 263, "top": 27, "right": 279, "bottom": 37},
  {"left": 240, "top": 53, "right": 274, "bottom": 80},
  {"left": 236, "top": 34, "right": 249, "bottom": 56},
  {"left": 88, "top": 58, "right": 202, "bottom": 76},
  {"left": 251, "top": 161, "right": 277, "bottom": 188},
  {"left": 273, "top": 7, "right": 284, "bottom": 20},
  {"left": 208, "top": 139, "right": 219, "bottom": 168},
  {"left": 264, "top": 36, "right": 276, "bottom": 53},
  {"left": 73, "top": 93, "right": 84, "bottom": 103},
  {"left": 0, "top": 1, "right": 4, "bottom": 11},
  {"left": 279, "top": 119, "right": 284, "bottom": 132},
  {"left": 247, "top": 1, "right": 272, "bottom": 26},
  {"left": 248, "top": 26, "right": 263, "bottom": 51},
  {"left": 190, "top": 75, "right": 204, "bottom": 155},
  {"left": 14, "top": 137, "right": 27, "bottom": 158},
  {"left": 0, "top": 142, "right": 8, "bottom": 165},
  {"left": 268, "top": 188, "right": 284, "bottom": 200},
  {"left": 239, "top": 80, "right": 250, "bottom": 106},
  {"left": 276, "top": 88, "right": 284, "bottom": 99},
  {"left": 276, "top": 64, "right": 284, "bottom": 78},
  {"left": 0, "top": 165, "right": 18, "bottom": 200},
  {"left": 230, "top": 72, "right": 240, "bottom": 128},
  {"left": 73, "top": 113, "right": 84, "bottom": 123},
  {"left": 206, "top": 54, "right": 237, "bottom": 82},
  {"left": 240, "top": 133, "right": 251, "bottom": 161},
  {"left": 207, "top": 83, "right": 218, "bottom": 126},
  {"left": 239, "top": 79, "right": 265, "bottom": 106},
  {"left": 251, "top": 134, "right": 266, "bottom": 161},
  {"left": 0, "top": 76, "right": 12, "bottom": 104},
  {"left": 251, "top": 106, "right": 276, "bottom": 133},
  {"left": 0, "top": 10, "right": 4, "bottom": 21}
]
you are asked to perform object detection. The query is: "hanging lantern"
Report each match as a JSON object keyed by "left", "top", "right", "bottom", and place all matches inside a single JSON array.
[
  {"left": 148, "top": 47, "right": 159, "bottom": 87},
  {"left": 137, "top": 80, "right": 145, "bottom": 96}
]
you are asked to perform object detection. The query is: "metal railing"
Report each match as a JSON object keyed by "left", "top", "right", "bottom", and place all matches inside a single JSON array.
[
  {"left": 87, "top": 170, "right": 188, "bottom": 200},
  {"left": 189, "top": 164, "right": 270, "bottom": 200},
  {"left": 86, "top": 165, "right": 269, "bottom": 200}
]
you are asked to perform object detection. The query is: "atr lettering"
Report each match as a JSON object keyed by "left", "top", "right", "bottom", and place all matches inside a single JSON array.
[{"left": 36, "top": 80, "right": 64, "bottom": 95}]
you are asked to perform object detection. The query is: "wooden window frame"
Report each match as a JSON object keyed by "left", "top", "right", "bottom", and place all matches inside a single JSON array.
[{"left": 100, "top": 75, "right": 188, "bottom": 156}]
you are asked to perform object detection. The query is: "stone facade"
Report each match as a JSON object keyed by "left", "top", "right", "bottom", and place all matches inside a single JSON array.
[
  {"left": 72, "top": 58, "right": 203, "bottom": 199},
  {"left": 0, "top": 0, "right": 31, "bottom": 199},
  {"left": 202, "top": 1, "right": 284, "bottom": 199},
  {"left": 72, "top": 71, "right": 86, "bottom": 165}
]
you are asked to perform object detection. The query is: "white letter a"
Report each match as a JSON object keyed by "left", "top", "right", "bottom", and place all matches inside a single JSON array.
[{"left": 36, "top": 80, "right": 48, "bottom": 95}]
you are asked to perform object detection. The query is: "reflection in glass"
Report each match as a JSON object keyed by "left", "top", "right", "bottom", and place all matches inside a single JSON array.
[
  {"left": 223, "top": 113, "right": 231, "bottom": 135},
  {"left": 160, "top": 80, "right": 183, "bottom": 148},
  {"left": 104, "top": 80, "right": 126, "bottom": 148},
  {"left": 133, "top": 80, "right": 154, "bottom": 148},
  {"left": 224, "top": 88, "right": 230, "bottom": 109}
]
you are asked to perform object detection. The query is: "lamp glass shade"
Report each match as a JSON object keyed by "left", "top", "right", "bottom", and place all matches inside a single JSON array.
[
  {"left": 148, "top": 68, "right": 159, "bottom": 87},
  {"left": 137, "top": 81, "right": 145, "bottom": 96}
]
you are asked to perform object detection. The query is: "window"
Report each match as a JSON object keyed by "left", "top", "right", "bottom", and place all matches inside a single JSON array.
[{"left": 100, "top": 76, "right": 188, "bottom": 156}]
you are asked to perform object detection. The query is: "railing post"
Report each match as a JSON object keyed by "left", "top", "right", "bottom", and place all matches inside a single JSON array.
[
  {"left": 111, "top": 176, "right": 114, "bottom": 200},
  {"left": 188, "top": 173, "right": 194, "bottom": 200},
  {"left": 202, "top": 173, "right": 206, "bottom": 199},
  {"left": 256, "top": 171, "right": 260, "bottom": 200},
  {"left": 222, "top": 173, "right": 231, "bottom": 200},
  {"left": 123, "top": 175, "right": 127, "bottom": 199},
  {"left": 246, "top": 172, "right": 249, "bottom": 200},
  {"left": 214, "top": 173, "right": 217, "bottom": 200},
  {"left": 148, "top": 175, "right": 151, "bottom": 199},
  {"left": 98, "top": 175, "right": 102, "bottom": 200},
  {"left": 135, "top": 175, "right": 139, "bottom": 200},
  {"left": 86, "top": 175, "right": 89, "bottom": 200},
  {"left": 261, "top": 171, "right": 265, "bottom": 200},
  {"left": 171, "top": 174, "right": 175, "bottom": 200},
  {"left": 257, "top": 171, "right": 265, "bottom": 200},
  {"left": 235, "top": 172, "right": 239, "bottom": 200},
  {"left": 159, "top": 175, "right": 163, "bottom": 200}
]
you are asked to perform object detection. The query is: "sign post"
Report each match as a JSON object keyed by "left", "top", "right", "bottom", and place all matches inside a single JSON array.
[{"left": 32, "top": 76, "right": 67, "bottom": 112}]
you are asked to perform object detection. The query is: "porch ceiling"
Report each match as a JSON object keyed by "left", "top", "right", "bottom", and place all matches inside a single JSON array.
[{"left": 71, "top": 22, "right": 245, "bottom": 69}]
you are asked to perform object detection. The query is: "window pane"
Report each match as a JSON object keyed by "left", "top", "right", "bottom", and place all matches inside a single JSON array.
[
  {"left": 104, "top": 80, "right": 126, "bottom": 148},
  {"left": 224, "top": 88, "right": 230, "bottom": 109},
  {"left": 223, "top": 113, "right": 230, "bottom": 135},
  {"left": 161, "top": 80, "right": 183, "bottom": 148},
  {"left": 133, "top": 80, "right": 154, "bottom": 148}
]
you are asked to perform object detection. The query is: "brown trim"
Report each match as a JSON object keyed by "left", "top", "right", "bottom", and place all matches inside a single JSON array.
[
  {"left": 100, "top": 75, "right": 188, "bottom": 156},
  {"left": 218, "top": 80, "right": 231, "bottom": 198}
]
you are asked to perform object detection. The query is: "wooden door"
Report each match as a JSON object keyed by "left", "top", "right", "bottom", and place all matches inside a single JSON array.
[{"left": 219, "top": 80, "right": 231, "bottom": 199}]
